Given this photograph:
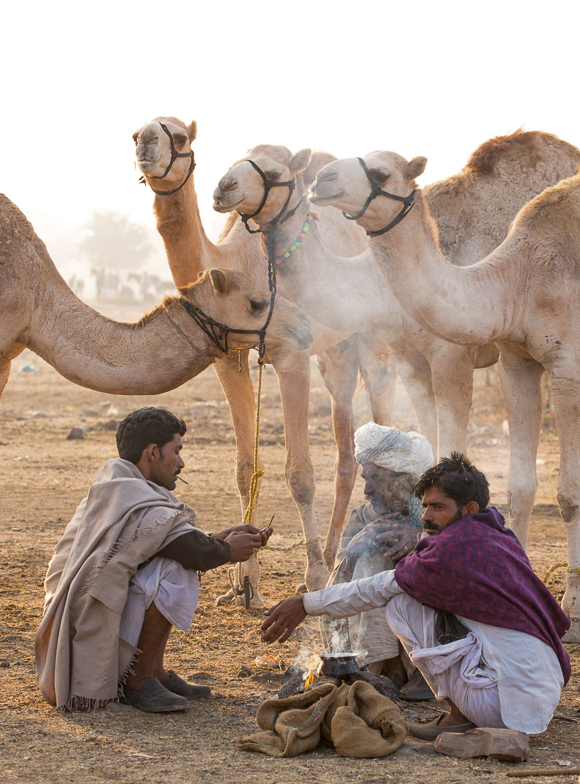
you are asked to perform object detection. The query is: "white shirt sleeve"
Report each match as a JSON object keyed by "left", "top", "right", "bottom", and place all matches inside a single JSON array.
[{"left": 303, "top": 570, "right": 403, "bottom": 618}]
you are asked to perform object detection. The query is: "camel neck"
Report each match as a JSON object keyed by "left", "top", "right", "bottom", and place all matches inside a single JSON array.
[
  {"left": 28, "top": 273, "right": 215, "bottom": 393},
  {"left": 256, "top": 202, "right": 401, "bottom": 334},
  {"left": 368, "top": 191, "right": 521, "bottom": 345}
]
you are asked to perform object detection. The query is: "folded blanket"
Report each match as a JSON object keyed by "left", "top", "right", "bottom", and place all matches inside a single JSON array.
[{"left": 238, "top": 681, "right": 407, "bottom": 758}]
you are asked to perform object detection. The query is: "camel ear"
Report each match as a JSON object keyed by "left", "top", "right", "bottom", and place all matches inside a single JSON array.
[
  {"left": 406, "top": 156, "right": 427, "bottom": 180},
  {"left": 209, "top": 268, "right": 229, "bottom": 295},
  {"left": 187, "top": 121, "right": 197, "bottom": 143},
  {"left": 290, "top": 148, "right": 312, "bottom": 175}
]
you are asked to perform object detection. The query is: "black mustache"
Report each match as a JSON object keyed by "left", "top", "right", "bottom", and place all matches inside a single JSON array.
[{"left": 423, "top": 522, "right": 442, "bottom": 532}]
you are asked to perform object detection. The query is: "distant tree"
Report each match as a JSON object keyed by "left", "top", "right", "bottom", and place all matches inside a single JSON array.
[{"left": 78, "top": 211, "right": 153, "bottom": 270}]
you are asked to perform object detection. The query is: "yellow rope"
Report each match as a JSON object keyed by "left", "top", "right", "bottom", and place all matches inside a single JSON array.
[
  {"left": 542, "top": 562, "right": 580, "bottom": 584},
  {"left": 235, "top": 359, "right": 266, "bottom": 597},
  {"left": 242, "top": 359, "right": 265, "bottom": 526}
]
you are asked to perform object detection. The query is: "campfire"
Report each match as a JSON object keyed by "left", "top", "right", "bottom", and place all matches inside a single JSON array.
[{"left": 277, "top": 651, "right": 398, "bottom": 700}]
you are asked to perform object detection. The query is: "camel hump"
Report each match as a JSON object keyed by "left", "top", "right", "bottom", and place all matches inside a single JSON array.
[
  {"left": 0, "top": 193, "right": 36, "bottom": 241},
  {"left": 466, "top": 129, "right": 580, "bottom": 175}
]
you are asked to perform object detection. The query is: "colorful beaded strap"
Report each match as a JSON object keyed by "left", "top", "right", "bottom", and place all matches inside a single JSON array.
[{"left": 274, "top": 212, "right": 312, "bottom": 265}]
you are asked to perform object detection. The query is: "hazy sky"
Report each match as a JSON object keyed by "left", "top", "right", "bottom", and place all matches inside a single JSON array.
[{"left": 3, "top": 0, "right": 579, "bottom": 269}]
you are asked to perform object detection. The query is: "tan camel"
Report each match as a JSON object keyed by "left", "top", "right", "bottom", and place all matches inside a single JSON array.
[
  {"left": 212, "top": 135, "right": 580, "bottom": 566},
  {"left": 309, "top": 150, "right": 580, "bottom": 642},
  {"left": 0, "top": 192, "right": 312, "bottom": 412},
  {"left": 133, "top": 117, "right": 398, "bottom": 591}
]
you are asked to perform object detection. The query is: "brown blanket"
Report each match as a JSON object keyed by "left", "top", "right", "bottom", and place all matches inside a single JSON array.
[
  {"left": 238, "top": 681, "right": 407, "bottom": 758},
  {"left": 35, "top": 458, "right": 196, "bottom": 711}
]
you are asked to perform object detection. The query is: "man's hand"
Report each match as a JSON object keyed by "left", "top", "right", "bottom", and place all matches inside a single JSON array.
[
  {"left": 226, "top": 530, "right": 264, "bottom": 563},
  {"left": 374, "top": 524, "right": 419, "bottom": 563},
  {"left": 217, "top": 524, "right": 273, "bottom": 547},
  {"left": 261, "top": 596, "right": 306, "bottom": 643}
]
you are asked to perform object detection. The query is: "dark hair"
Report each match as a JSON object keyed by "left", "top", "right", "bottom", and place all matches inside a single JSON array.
[
  {"left": 413, "top": 452, "right": 490, "bottom": 510},
  {"left": 116, "top": 407, "right": 187, "bottom": 464}
]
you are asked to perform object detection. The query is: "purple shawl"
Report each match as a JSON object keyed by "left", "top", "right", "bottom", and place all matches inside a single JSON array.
[{"left": 394, "top": 507, "right": 571, "bottom": 682}]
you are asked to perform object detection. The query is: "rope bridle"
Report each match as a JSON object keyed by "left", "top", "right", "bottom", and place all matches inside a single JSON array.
[
  {"left": 239, "top": 160, "right": 302, "bottom": 234},
  {"left": 342, "top": 157, "right": 416, "bottom": 237},
  {"left": 139, "top": 122, "right": 196, "bottom": 196},
  {"left": 178, "top": 263, "right": 277, "bottom": 363}
]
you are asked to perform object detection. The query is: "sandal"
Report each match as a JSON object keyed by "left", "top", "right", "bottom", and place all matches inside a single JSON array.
[{"left": 408, "top": 714, "right": 476, "bottom": 740}]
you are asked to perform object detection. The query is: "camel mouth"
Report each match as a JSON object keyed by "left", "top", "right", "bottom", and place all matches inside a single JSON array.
[
  {"left": 137, "top": 159, "right": 161, "bottom": 175},
  {"left": 213, "top": 195, "right": 247, "bottom": 214},
  {"left": 309, "top": 188, "right": 345, "bottom": 206}
]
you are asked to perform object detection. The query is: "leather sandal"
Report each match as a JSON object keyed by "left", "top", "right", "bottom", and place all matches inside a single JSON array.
[
  {"left": 160, "top": 670, "right": 211, "bottom": 700},
  {"left": 408, "top": 714, "right": 476, "bottom": 740},
  {"left": 121, "top": 677, "right": 188, "bottom": 713}
]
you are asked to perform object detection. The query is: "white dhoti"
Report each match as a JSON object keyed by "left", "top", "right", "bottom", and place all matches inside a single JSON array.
[
  {"left": 349, "top": 552, "right": 400, "bottom": 666},
  {"left": 119, "top": 558, "right": 199, "bottom": 648},
  {"left": 386, "top": 594, "right": 505, "bottom": 728}
]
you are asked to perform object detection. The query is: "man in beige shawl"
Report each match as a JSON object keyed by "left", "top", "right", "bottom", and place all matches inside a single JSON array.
[{"left": 36, "top": 407, "right": 271, "bottom": 713}]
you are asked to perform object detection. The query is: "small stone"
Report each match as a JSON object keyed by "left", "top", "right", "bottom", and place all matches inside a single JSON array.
[
  {"left": 434, "top": 727, "right": 529, "bottom": 763},
  {"left": 66, "top": 428, "right": 84, "bottom": 440},
  {"left": 88, "top": 732, "right": 98, "bottom": 742},
  {"left": 103, "top": 420, "right": 119, "bottom": 432},
  {"left": 237, "top": 666, "right": 253, "bottom": 678},
  {"left": 0, "top": 661, "right": 10, "bottom": 668}
]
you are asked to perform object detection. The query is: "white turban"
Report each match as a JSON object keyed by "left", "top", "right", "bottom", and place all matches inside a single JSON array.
[{"left": 354, "top": 422, "right": 434, "bottom": 477}]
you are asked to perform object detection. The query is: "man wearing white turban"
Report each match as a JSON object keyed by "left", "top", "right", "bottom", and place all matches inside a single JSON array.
[{"left": 323, "top": 423, "right": 434, "bottom": 696}]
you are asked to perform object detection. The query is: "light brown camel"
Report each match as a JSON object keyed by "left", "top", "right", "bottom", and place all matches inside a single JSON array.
[
  {"left": 212, "top": 134, "right": 580, "bottom": 567},
  {"left": 0, "top": 191, "right": 312, "bottom": 418},
  {"left": 309, "top": 150, "right": 580, "bottom": 642},
  {"left": 133, "top": 117, "right": 398, "bottom": 591}
]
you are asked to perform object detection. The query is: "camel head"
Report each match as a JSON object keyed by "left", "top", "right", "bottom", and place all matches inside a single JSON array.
[
  {"left": 310, "top": 152, "right": 428, "bottom": 234},
  {"left": 179, "top": 268, "right": 313, "bottom": 354},
  {"left": 212, "top": 145, "right": 312, "bottom": 226},
  {"left": 133, "top": 116, "right": 197, "bottom": 194}
]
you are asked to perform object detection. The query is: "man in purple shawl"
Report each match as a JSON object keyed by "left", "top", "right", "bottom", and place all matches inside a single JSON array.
[{"left": 261, "top": 454, "right": 570, "bottom": 738}]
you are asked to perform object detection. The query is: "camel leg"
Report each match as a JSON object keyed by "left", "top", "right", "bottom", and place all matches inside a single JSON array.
[
  {"left": 357, "top": 332, "right": 398, "bottom": 425},
  {"left": 498, "top": 348, "right": 544, "bottom": 549},
  {"left": 548, "top": 364, "right": 580, "bottom": 641},
  {"left": 429, "top": 345, "right": 476, "bottom": 457},
  {"left": 269, "top": 345, "right": 328, "bottom": 591},
  {"left": 213, "top": 351, "right": 265, "bottom": 607},
  {"left": 0, "top": 343, "right": 25, "bottom": 399},
  {"left": 393, "top": 351, "right": 438, "bottom": 452},
  {"left": 316, "top": 337, "right": 361, "bottom": 569}
]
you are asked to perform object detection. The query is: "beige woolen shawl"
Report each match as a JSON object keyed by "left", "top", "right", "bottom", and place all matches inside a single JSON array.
[{"left": 35, "top": 458, "right": 196, "bottom": 711}]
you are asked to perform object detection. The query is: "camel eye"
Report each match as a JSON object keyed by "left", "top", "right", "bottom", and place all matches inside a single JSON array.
[
  {"left": 249, "top": 299, "right": 267, "bottom": 312},
  {"left": 368, "top": 169, "right": 390, "bottom": 185},
  {"left": 174, "top": 134, "right": 188, "bottom": 147},
  {"left": 265, "top": 170, "right": 281, "bottom": 181}
]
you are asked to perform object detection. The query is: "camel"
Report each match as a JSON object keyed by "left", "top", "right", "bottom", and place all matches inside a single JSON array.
[
  {"left": 0, "top": 192, "right": 312, "bottom": 415},
  {"left": 309, "top": 149, "right": 580, "bottom": 642},
  {"left": 133, "top": 117, "right": 398, "bottom": 592},
  {"left": 212, "top": 134, "right": 580, "bottom": 568}
]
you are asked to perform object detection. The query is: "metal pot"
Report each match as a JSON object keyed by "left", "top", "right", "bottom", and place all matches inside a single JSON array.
[{"left": 319, "top": 652, "right": 361, "bottom": 680}]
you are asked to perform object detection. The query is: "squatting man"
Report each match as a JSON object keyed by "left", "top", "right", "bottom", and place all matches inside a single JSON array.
[
  {"left": 262, "top": 453, "right": 571, "bottom": 739},
  {"left": 36, "top": 407, "right": 272, "bottom": 713},
  {"left": 322, "top": 422, "right": 433, "bottom": 699}
]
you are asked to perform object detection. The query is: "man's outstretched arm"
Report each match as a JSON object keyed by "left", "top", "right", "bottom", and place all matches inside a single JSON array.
[
  {"left": 261, "top": 596, "right": 307, "bottom": 643},
  {"left": 262, "top": 570, "right": 404, "bottom": 644}
]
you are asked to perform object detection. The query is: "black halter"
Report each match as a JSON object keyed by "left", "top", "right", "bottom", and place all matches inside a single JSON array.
[
  {"left": 139, "top": 122, "right": 196, "bottom": 196},
  {"left": 239, "top": 160, "right": 298, "bottom": 234},
  {"left": 178, "top": 259, "right": 277, "bottom": 363},
  {"left": 342, "top": 157, "right": 416, "bottom": 237}
]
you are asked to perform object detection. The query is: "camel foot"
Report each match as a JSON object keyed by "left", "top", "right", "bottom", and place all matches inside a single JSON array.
[
  {"left": 215, "top": 589, "right": 235, "bottom": 607},
  {"left": 562, "top": 619, "right": 580, "bottom": 643},
  {"left": 233, "top": 591, "right": 265, "bottom": 608}
]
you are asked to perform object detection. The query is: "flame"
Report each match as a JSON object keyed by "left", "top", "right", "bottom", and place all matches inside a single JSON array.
[{"left": 304, "top": 668, "right": 316, "bottom": 689}]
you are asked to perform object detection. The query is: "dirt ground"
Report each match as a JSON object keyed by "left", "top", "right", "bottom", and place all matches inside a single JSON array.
[{"left": 1, "top": 308, "right": 579, "bottom": 784}]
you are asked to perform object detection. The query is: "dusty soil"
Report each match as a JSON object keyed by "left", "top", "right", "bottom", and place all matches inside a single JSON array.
[{"left": 1, "top": 313, "right": 579, "bottom": 784}]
